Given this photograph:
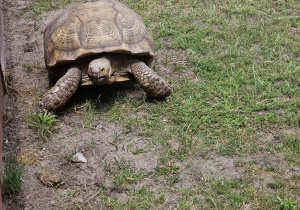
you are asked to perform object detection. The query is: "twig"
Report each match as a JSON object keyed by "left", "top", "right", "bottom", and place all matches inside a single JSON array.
[{"left": 85, "top": 191, "right": 100, "bottom": 204}]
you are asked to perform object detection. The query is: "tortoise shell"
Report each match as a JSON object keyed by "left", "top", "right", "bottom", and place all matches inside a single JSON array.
[{"left": 44, "top": 0, "right": 154, "bottom": 69}]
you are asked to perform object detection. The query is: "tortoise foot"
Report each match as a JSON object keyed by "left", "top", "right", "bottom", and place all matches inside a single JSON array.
[
  {"left": 40, "top": 67, "right": 81, "bottom": 111},
  {"left": 131, "top": 61, "right": 172, "bottom": 99}
]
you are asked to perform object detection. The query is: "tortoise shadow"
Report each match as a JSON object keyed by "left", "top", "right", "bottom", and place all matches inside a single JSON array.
[{"left": 59, "top": 80, "right": 145, "bottom": 114}]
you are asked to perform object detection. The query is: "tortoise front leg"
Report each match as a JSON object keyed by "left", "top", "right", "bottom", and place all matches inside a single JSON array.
[
  {"left": 40, "top": 67, "right": 81, "bottom": 111},
  {"left": 130, "top": 61, "right": 172, "bottom": 99}
]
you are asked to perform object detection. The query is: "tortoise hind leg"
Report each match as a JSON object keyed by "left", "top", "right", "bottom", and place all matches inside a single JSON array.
[
  {"left": 130, "top": 61, "right": 172, "bottom": 99},
  {"left": 40, "top": 67, "right": 81, "bottom": 111}
]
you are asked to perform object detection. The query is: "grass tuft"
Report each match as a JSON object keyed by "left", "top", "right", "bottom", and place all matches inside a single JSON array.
[
  {"left": 103, "top": 158, "right": 146, "bottom": 188},
  {"left": 275, "top": 196, "right": 297, "bottom": 210},
  {"left": 82, "top": 99, "right": 97, "bottom": 128},
  {"left": 27, "top": 110, "right": 59, "bottom": 141},
  {"left": 2, "top": 155, "right": 26, "bottom": 194}
]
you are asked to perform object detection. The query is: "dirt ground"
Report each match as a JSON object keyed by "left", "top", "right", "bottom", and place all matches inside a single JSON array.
[{"left": 1, "top": 0, "right": 247, "bottom": 209}]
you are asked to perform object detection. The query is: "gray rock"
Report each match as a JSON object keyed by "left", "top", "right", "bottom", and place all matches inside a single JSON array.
[{"left": 71, "top": 153, "right": 87, "bottom": 163}]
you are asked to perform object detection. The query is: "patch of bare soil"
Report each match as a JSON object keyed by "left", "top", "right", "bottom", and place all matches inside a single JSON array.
[{"left": 2, "top": 1, "right": 244, "bottom": 209}]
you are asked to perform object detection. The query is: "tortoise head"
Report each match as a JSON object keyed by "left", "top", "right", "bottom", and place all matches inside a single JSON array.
[{"left": 88, "top": 57, "right": 112, "bottom": 85}]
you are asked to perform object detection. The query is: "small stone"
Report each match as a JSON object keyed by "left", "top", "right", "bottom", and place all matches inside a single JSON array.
[{"left": 71, "top": 153, "right": 87, "bottom": 163}]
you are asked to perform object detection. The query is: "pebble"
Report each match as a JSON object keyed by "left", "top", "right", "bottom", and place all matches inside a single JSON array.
[{"left": 71, "top": 152, "right": 87, "bottom": 163}]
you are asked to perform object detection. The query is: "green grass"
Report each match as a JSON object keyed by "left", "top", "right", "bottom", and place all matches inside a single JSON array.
[
  {"left": 112, "top": 0, "right": 299, "bottom": 152},
  {"left": 98, "top": 186, "right": 164, "bottom": 209},
  {"left": 63, "top": 150, "right": 76, "bottom": 163},
  {"left": 275, "top": 196, "right": 298, "bottom": 210},
  {"left": 81, "top": 99, "right": 98, "bottom": 128},
  {"left": 27, "top": 110, "right": 59, "bottom": 141},
  {"left": 101, "top": 0, "right": 299, "bottom": 208},
  {"left": 2, "top": 155, "right": 26, "bottom": 194},
  {"left": 26, "top": 0, "right": 72, "bottom": 19},
  {"left": 102, "top": 158, "right": 147, "bottom": 188},
  {"left": 22, "top": 63, "right": 33, "bottom": 72}
]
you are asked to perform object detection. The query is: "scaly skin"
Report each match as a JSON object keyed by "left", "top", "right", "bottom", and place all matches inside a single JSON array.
[
  {"left": 40, "top": 57, "right": 171, "bottom": 111},
  {"left": 131, "top": 61, "right": 172, "bottom": 99},
  {"left": 40, "top": 67, "right": 81, "bottom": 111}
]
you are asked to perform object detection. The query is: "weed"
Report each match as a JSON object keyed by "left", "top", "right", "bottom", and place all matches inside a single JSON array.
[
  {"left": 107, "top": 131, "right": 127, "bottom": 151},
  {"left": 125, "top": 186, "right": 154, "bottom": 209},
  {"left": 82, "top": 99, "right": 97, "bottom": 128},
  {"left": 103, "top": 158, "right": 146, "bottom": 188},
  {"left": 154, "top": 164, "right": 180, "bottom": 177},
  {"left": 154, "top": 191, "right": 165, "bottom": 205},
  {"left": 112, "top": 159, "right": 145, "bottom": 188},
  {"left": 57, "top": 147, "right": 77, "bottom": 164},
  {"left": 265, "top": 165, "right": 279, "bottom": 172},
  {"left": 169, "top": 174, "right": 182, "bottom": 186},
  {"left": 2, "top": 155, "right": 26, "bottom": 194},
  {"left": 85, "top": 139, "right": 95, "bottom": 149},
  {"left": 64, "top": 150, "right": 76, "bottom": 163},
  {"left": 132, "top": 145, "right": 153, "bottom": 154},
  {"left": 99, "top": 185, "right": 158, "bottom": 209},
  {"left": 154, "top": 166, "right": 170, "bottom": 176},
  {"left": 213, "top": 178, "right": 240, "bottom": 195},
  {"left": 58, "top": 128, "right": 79, "bottom": 139},
  {"left": 282, "top": 134, "right": 300, "bottom": 154},
  {"left": 275, "top": 196, "right": 297, "bottom": 210},
  {"left": 27, "top": 110, "right": 58, "bottom": 141},
  {"left": 33, "top": 21, "right": 39, "bottom": 31},
  {"left": 22, "top": 63, "right": 33, "bottom": 72},
  {"left": 267, "top": 181, "right": 284, "bottom": 189}
]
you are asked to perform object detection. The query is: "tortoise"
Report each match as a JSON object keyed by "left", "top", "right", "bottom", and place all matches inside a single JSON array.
[{"left": 40, "top": 0, "right": 172, "bottom": 111}]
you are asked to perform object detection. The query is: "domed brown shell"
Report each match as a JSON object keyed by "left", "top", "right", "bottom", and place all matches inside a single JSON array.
[{"left": 44, "top": 0, "right": 154, "bottom": 69}]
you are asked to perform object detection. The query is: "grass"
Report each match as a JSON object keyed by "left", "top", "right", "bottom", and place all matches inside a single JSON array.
[
  {"left": 22, "top": 63, "right": 33, "bottom": 72},
  {"left": 17, "top": 0, "right": 300, "bottom": 209},
  {"left": 98, "top": 186, "right": 164, "bottom": 209},
  {"left": 85, "top": 138, "right": 96, "bottom": 149},
  {"left": 102, "top": 158, "right": 147, "bottom": 188},
  {"left": 102, "top": 0, "right": 299, "bottom": 208},
  {"left": 26, "top": 0, "right": 72, "bottom": 19},
  {"left": 81, "top": 99, "right": 98, "bottom": 128},
  {"left": 275, "top": 196, "right": 298, "bottom": 210},
  {"left": 63, "top": 150, "right": 77, "bottom": 163},
  {"left": 27, "top": 110, "right": 59, "bottom": 141},
  {"left": 2, "top": 155, "right": 26, "bottom": 194},
  {"left": 132, "top": 145, "right": 153, "bottom": 154}
]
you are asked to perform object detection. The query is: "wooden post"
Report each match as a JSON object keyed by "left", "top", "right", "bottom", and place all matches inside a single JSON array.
[{"left": 0, "top": 0, "right": 7, "bottom": 208}]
